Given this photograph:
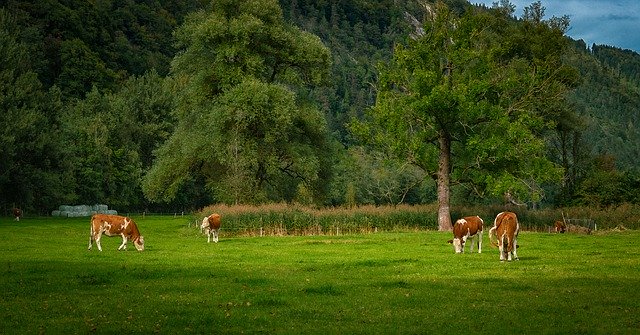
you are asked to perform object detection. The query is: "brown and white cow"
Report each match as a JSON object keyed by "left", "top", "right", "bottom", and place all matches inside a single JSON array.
[
  {"left": 489, "top": 211, "right": 519, "bottom": 261},
  {"left": 88, "top": 214, "right": 144, "bottom": 251},
  {"left": 13, "top": 208, "right": 22, "bottom": 221},
  {"left": 553, "top": 220, "right": 566, "bottom": 233},
  {"left": 201, "top": 213, "right": 221, "bottom": 243},
  {"left": 447, "top": 216, "right": 483, "bottom": 254}
]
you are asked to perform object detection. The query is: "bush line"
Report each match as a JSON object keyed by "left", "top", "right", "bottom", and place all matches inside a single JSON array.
[{"left": 194, "top": 203, "right": 639, "bottom": 236}]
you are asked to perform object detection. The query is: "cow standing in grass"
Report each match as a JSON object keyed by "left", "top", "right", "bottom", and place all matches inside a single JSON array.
[
  {"left": 201, "top": 213, "right": 221, "bottom": 243},
  {"left": 554, "top": 220, "right": 566, "bottom": 233},
  {"left": 447, "top": 216, "right": 483, "bottom": 254},
  {"left": 88, "top": 214, "right": 145, "bottom": 251},
  {"left": 489, "top": 211, "right": 519, "bottom": 261},
  {"left": 13, "top": 208, "right": 22, "bottom": 221}
]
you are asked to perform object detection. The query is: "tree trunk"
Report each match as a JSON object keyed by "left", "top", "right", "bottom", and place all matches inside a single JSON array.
[{"left": 437, "top": 131, "right": 452, "bottom": 231}]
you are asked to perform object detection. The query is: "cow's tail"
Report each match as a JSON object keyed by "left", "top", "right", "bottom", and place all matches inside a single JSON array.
[
  {"left": 488, "top": 226, "right": 498, "bottom": 247},
  {"left": 88, "top": 217, "right": 94, "bottom": 249},
  {"left": 501, "top": 234, "right": 509, "bottom": 253}
]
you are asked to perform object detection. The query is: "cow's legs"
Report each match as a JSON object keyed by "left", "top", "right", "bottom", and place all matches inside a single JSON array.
[
  {"left": 499, "top": 234, "right": 506, "bottom": 261},
  {"left": 95, "top": 234, "right": 103, "bottom": 252},
  {"left": 506, "top": 237, "right": 514, "bottom": 261},
  {"left": 478, "top": 232, "right": 482, "bottom": 253},
  {"left": 206, "top": 229, "right": 211, "bottom": 243},
  {"left": 118, "top": 236, "right": 128, "bottom": 250},
  {"left": 512, "top": 237, "right": 519, "bottom": 260},
  {"left": 213, "top": 229, "right": 219, "bottom": 243},
  {"left": 88, "top": 227, "right": 94, "bottom": 250}
]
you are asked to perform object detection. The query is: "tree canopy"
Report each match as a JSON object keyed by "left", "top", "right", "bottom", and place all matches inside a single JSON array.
[
  {"left": 356, "top": 1, "right": 578, "bottom": 229},
  {"left": 142, "top": 0, "right": 333, "bottom": 205}
]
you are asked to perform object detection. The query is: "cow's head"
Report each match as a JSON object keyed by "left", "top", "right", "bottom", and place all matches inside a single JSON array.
[
  {"left": 201, "top": 217, "right": 209, "bottom": 233},
  {"left": 134, "top": 236, "right": 145, "bottom": 251},
  {"left": 447, "top": 238, "right": 465, "bottom": 253}
]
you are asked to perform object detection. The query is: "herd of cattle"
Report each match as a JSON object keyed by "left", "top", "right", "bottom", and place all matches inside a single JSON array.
[
  {"left": 87, "top": 213, "right": 223, "bottom": 252},
  {"left": 446, "top": 212, "right": 569, "bottom": 261},
  {"left": 447, "top": 211, "right": 524, "bottom": 261},
  {"left": 5, "top": 206, "right": 562, "bottom": 262}
]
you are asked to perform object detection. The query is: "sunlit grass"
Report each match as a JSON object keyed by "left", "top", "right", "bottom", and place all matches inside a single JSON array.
[{"left": 1, "top": 215, "right": 639, "bottom": 334}]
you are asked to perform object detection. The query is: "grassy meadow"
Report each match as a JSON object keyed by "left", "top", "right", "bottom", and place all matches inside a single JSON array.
[{"left": 1, "top": 214, "right": 639, "bottom": 334}]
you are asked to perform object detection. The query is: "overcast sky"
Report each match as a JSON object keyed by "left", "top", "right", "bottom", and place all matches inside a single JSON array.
[{"left": 472, "top": 0, "right": 640, "bottom": 52}]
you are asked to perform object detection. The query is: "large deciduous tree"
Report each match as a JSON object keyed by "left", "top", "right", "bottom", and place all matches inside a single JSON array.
[
  {"left": 143, "top": 0, "right": 332, "bottom": 204},
  {"left": 357, "top": 1, "right": 578, "bottom": 230}
]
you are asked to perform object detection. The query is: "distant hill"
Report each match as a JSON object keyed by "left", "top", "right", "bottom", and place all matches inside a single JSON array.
[{"left": 567, "top": 40, "right": 640, "bottom": 173}]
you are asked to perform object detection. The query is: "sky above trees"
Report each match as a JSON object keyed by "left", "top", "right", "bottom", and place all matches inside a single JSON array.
[{"left": 472, "top": 0, "right": 640, "bottom": 52}]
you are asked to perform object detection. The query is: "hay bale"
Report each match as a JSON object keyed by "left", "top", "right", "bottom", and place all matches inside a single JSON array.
[
  {"left": 93, "top": 204, "right": 109, "bottom": 213},
  {"left": 59, "top": 205, "right": 73, "bottom": 212},
  {"left": 53, "top": 204, "right": 115, "bottom": 217},
  {"left": 72, "top": 205, "right": 91, "bottom": 213}
]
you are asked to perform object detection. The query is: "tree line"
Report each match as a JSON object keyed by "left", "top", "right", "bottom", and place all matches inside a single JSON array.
[{"left": 1, "top": 0, "right": 640, "bottom": 221}]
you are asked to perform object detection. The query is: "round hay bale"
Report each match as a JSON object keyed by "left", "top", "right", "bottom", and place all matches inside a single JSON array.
[
  {"left": 94, "top": 204, "right": 109, "bottom": 213},
  {"left": 59, "top": 205, "right": 73, "bottom": 212},
  {"left": 73, "top": 205, "right": 91, "bottom": 213}
]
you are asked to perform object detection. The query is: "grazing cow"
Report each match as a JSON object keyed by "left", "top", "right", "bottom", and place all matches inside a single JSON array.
[
  {"left": 489, "top": 211, "right": 519, "bottom": 261},
  {"left": 201, "top": 213, "right": 221, "bottom": 243},
  {"left": 12, "top": 208, "right": 22, "bottom": 221},
  {"left": 88, "top": 214, "right": 144, "bottom": 252},
  {"left": 447, "top": 216, "right": 483, "bottom": 254},
  {"left": 554, "top": 220, "right": 566, "bottom": 233}
]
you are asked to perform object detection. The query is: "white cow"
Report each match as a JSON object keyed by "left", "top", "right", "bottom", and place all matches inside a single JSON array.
[
  {"left": 88, "top": 214, "right": 144, "bottom": 251},
  {"left": 201, "top": 213, "right": 221, "bottom": 243},
  {"left": 447, "top": 216, "right": 483, "bottom": 254}
]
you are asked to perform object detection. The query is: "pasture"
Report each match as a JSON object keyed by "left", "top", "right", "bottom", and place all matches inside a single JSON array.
[{"left": 1, "top": 215, "right": 639, "bottom": 334}]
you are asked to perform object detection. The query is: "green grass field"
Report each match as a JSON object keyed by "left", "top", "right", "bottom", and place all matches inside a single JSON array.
[{"left": 1, "top": 216, "right": 639, "bottom": 334}]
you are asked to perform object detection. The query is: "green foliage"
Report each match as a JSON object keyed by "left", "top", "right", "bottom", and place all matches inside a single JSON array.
[
  {"left": 57, "top": 39, "right": 117, "bottom": 99},
  {"left": 144, "top": 0, "right": 333, "bottom": 205},
  {"left": 4, "top": 0, "right": 203, "bottom": 97},
  {"left": 279, "top": 0, "right": 413, "bottom": 145},
  {"left": 2, "top": 0, "right": 640, "bottom": 212},
  {"left": 0, "top": 8, "right": 69, "bottom": 212},
  {"left": 566, "top": 42, "right": 640, "bottom": 175},
  {"left": 327, "top": 147, "right": 431, "bottom": 206},
  {"left": 554, "top": 41, "right": 640, "bottom": 205},
  {"left": 57, "top": 72, "right": 175, "bottom": 211},
  {"left": 572, "top": 155, "right": 634, "bottom": 207},
  {"left": 358, "top": 2, "right": 574, "bottom": 209}
]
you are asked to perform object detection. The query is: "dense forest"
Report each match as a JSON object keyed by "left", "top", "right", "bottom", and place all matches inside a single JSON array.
[{"left": 1, "top": 0, "right": 639, "bottom": 216}]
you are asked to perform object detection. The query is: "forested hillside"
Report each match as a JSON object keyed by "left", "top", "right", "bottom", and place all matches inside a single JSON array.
[
  {"left": 567, "top": 42, "right": 640, "bottom": 173},
  {"left": 1, "top": 0, "right": 639, "bottom": 215}
]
